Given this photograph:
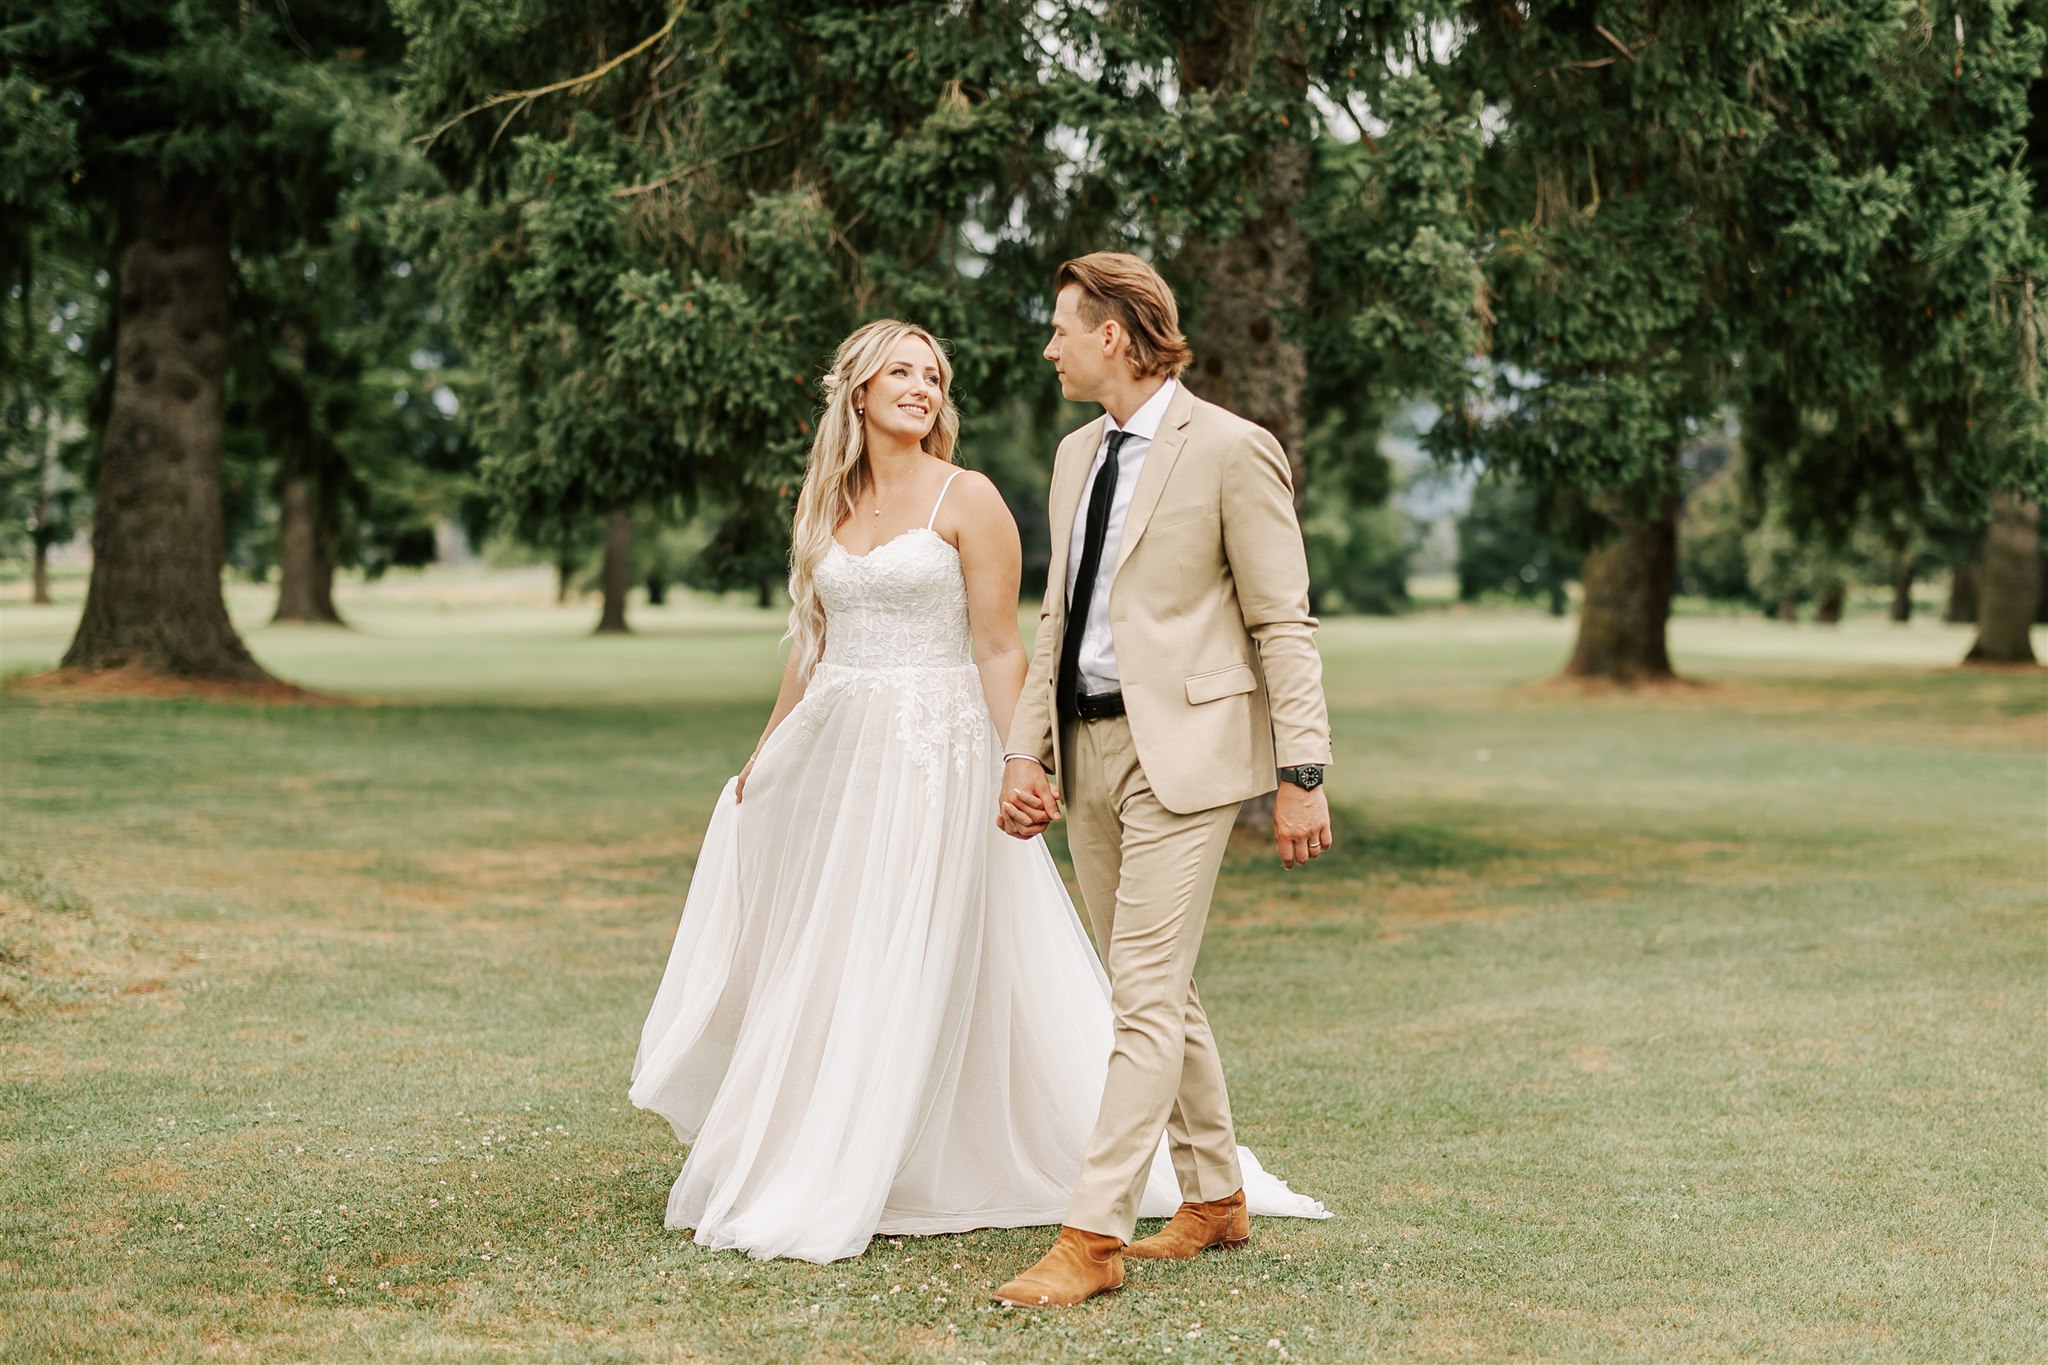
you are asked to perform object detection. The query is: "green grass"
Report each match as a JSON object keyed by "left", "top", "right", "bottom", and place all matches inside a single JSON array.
[{"left": 2, "top": 572, "right": 2044, "bottom": 1362}]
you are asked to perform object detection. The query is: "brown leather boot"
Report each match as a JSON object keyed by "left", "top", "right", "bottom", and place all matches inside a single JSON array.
[
  {"left": 992, "top": 1226, "right": 1125, "bottom": 1307},
  {"left": 1125, "top": 1189, "right": 1249, "bottom": 1260}
]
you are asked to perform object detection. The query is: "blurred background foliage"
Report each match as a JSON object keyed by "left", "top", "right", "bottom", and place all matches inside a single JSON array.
[{"left": 1, "top": 0, "right": 2041, "bottom": 674}]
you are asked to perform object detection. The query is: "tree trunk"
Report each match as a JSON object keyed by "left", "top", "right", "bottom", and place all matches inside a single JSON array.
[
  {"left": 1176, "top": 79, "right": 1311, "bottom": 505},
  {"left": 1944, "top": 562, "right": 1978, "bottom": 623},
  {"left": 1564, "top": 506, "right": 1678, "bottom": 683},
  {"left": 595, "top": 506, "right": 632, "bottom": 634},
  {"left": 30, "top": 483, "right": 52, "bottom": 605},
  {"left": 270, "top": 317, "right": 343, "bottom": 626},
  {"left": 1175, "top": 6, "right": 1312, "bottom": 831},
  {"left": 1964, "top": 493, "right": 2039, "bottom": 665},
  {"left": 272, "top": 467, "right": 344, "bottom": 624},
  {"left": 555, "top": 556, "right": 575, "bottom": 603},
  {"left": 59, "top": 172, "right": 273, "bottom": 682},
  {"left": 1774, "top": 596, "right": 1800, "bottom": 623},
  {"left": 645, "top": 574, "right": 667, "bottom": 606},
  {"left": 19, "top": 250, "right": 51, "bottom": 608},
  {"left": 1889, "top": 559, "right": 1914, "bottom": 623},
  {"left": 1814, "top": 583, "right": 1845, "bottom": 625}
]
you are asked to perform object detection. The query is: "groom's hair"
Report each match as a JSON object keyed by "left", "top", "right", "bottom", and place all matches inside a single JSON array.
[{"left": 1055, "top": 253, "right": 1193, "bottom": 381}]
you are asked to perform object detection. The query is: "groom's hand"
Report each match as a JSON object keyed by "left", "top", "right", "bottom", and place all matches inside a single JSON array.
[
  {"left": 999, "top": 757, "right": 1060, "bottom": 839},
  {"left": 1274, "top": 783, "right": 1333, "bottom": 869}
]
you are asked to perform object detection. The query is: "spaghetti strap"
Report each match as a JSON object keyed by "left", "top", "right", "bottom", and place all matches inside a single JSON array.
[{"left": 925, "top": 467, "right": 967, "bottom": 531}]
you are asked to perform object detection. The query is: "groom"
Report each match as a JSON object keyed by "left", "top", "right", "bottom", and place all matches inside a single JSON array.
[{"left": 994, "top": 253, "right": 1334, "bottom": 1307}]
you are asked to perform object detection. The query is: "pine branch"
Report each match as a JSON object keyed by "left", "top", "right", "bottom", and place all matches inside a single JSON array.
[
  {"left": 612, "top": 131, "right": 800, "bottom": 199},
  {"left": 415, "top": 2, "right": 689, "bottom": 149},
  {"left": 1594, "top": 25, "right": 1643, "bottom": 62}
]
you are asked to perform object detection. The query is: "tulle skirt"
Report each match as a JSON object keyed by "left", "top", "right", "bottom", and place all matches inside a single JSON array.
[{"left": 629, "top": 661, "right": 1326, "bottom": 1263}]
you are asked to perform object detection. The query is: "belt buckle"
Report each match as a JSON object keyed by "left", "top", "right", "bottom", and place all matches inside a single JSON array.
[{"left": 1077, "top": 690, "right": 1123, "bottom": 720}]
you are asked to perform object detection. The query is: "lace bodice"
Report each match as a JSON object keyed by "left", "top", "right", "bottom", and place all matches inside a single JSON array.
[
  {"left": 797, "top": 526, "right": 986, "bottom": 797},
  {"left": 815, "top": 529, "right": 974, "bottom": 672}
]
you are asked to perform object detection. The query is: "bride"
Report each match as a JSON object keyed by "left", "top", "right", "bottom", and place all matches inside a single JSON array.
[{"left": 628, "top": 319, "right": 1325, "bottom": 1264}]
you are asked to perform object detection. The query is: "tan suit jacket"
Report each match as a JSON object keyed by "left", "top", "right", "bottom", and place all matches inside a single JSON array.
[{"left": 1007, "top": 384, "right": 1332, "bottom": 815}]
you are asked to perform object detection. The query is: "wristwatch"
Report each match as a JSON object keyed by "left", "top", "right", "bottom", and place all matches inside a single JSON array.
[{"left": 1277, "top": 764, "right": 1324, "bottom": 791}]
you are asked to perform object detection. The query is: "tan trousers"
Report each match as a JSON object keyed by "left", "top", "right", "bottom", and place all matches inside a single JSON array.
[{"left": 1061, "top": 713, "right": 1244, "bottom": 1241}]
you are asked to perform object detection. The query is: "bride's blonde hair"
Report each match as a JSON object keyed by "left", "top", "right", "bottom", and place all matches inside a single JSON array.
[{"left": 785, "top": 320, "right": 960, "bottom": 676}]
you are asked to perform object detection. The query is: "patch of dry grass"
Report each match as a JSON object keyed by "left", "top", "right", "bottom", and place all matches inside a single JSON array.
[{"left": 0, "top": 863, "right": 192, "bottom": 1016}]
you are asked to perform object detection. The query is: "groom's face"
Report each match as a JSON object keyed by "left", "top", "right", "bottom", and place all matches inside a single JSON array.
[{"left": 1045, "top": 285, "right": 1115, "bottom": 406}]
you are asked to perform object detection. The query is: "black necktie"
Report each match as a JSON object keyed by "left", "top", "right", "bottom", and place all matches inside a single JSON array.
[{"left": 1058, "top": 430, "right": 1132, "bottom": 714}]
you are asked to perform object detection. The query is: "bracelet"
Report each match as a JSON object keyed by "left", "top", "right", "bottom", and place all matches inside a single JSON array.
[{"left": 1001, "top": 753, "right": 1047, "bottom": 769}]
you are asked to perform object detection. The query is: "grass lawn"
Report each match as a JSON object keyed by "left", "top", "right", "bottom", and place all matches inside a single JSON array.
[{"left": 2, "top": 573, "right": 2044, "bottom": 1362}]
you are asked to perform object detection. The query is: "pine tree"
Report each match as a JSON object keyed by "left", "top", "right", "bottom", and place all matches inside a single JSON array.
[
  {"left": 228, "top": 68, "right": 471, "bottom": 627},
  {"left": 3, "top": 0, "right": 404, "bottom": 681},
  {"left": 1039, "top": 5, "right": 1482, "bottom": 508},
  {"left": 396, "top": 0, "right": 1066, "bottom": 633},
  {"left": 1734, "top": 2, "right": 2045, "bottom": 663},
  {"left": 1432, "top": 2, "right": 2043, "bottom": 682}
]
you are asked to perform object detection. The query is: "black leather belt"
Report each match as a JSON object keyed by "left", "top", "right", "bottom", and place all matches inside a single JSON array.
[{"left": 1070, "top": 689, "right": 1125, "bottom": 721}]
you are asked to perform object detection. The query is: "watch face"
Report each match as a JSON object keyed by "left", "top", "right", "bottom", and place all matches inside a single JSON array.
[{"left": 1299, "top": 766, "right": 1324, "bottom": 790}]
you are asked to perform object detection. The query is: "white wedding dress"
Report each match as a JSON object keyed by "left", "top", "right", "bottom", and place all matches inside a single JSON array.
[{"left": 629, "top": 479, "right": 1327, "bottom": 1263}]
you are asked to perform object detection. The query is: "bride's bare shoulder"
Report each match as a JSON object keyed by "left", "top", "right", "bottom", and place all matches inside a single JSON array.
[
  {"left": 941, "top": 466, "right": 1007, "bottom": 513},
  {"left": 935, "top": 468, "right": 1018, "bottom": 544}
]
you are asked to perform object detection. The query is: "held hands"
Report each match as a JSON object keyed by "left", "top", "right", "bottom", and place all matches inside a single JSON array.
[
  {"left": 1274, "top": 782, "right": 1333, "bottom": 869},
  {"left": 997, "top": 757, "right": 1061, "bottom": 839}
]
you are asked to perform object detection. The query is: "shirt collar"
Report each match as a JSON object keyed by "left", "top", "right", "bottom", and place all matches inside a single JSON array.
[{"left": 1105, "top": 377, "right": 1179, "bottom": 442}]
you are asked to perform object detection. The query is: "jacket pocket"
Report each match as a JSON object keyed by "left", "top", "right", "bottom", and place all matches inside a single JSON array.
[
  {"left": 1146, "top": 502, "right": 1217, "bottom": 533},
  {"left": 1185, "top": 662, "right": 1257, "bottom": 705}
]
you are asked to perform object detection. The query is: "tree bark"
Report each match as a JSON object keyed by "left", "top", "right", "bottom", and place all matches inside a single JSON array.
[
  {"left": 645, "top": 573, "right": 667, "bottom": 606},
  {"left": 1175, "top": 60, "right": 1311, "bottom": 507},
  {"left": 595, "top": 505, "right": 632, "bottom": 634},
  {"left": 1814, "top": 583, "right": 1845, "bottom": 625},
  {"left": 1964, "top": 492, "right": 2040, "bottom": 665},
  {"left": 1774, "top": 596, "right": 1800, "bottom": 623},
  {"left": 1889, "top": 559, "right": 1914, "bottom": 623},
  {"left": 1564, "top": 505, "right": 1678, "bottom": 683},
  {"left": 1945, "top": 563, "right": 1978, "bottom": 622},
  {"left": 272, "top": 467, "right": 344, "bottom": 624},
  {"left": 59, "top": 172, "right": 273, "bottom": 681}
]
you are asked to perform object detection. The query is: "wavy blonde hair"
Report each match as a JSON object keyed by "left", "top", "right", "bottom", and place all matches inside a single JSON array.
[
  {"left": 785, "top": 320, "right": 959, "bottom": 676},
  {"left": 1055, "top": 252, "right": 1193, "bottom": 380}
]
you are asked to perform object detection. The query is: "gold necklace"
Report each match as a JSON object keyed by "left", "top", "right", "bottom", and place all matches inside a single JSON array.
[{"left": 869, "top": 464, "right": 918, "bottom": 518}]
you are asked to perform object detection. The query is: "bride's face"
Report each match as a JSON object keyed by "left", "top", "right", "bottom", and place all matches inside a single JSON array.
[{"left": 860, "top": 336, "right": 943, "bottom": 446}]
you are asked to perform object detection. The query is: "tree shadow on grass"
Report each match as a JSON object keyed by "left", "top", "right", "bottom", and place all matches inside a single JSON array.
[{"left": 1223, "top": 806, "right": 1524, "bottom": 880}]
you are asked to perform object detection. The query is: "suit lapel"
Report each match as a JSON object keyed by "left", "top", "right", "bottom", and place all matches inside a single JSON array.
[
  {"left": 1112, "top": 382, "right": 1196, "bottom": 575},
  {"left": 1046, "top": 417, "right": 1106, "bottom": 604}
]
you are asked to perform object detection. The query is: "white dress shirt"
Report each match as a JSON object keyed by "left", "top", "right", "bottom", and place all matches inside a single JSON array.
[{"left": 1066, "top": 378, "right": 1179, "bottom": 696}]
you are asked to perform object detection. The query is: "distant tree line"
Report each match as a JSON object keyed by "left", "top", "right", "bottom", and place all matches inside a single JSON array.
[{"left": 1458, "top": 440, "right": 2048, "bottom": 626}]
